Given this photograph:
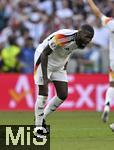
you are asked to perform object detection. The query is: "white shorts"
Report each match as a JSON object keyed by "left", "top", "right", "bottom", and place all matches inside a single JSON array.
[
  {"left": 34, "top": 43, "right": 68, "bottom": 85},
  {"left": 34, "top": 64, "right": 68, "bottom": 85}
]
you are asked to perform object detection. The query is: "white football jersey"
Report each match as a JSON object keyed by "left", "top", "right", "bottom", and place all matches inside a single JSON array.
[
  {"left": 39, "top": 29, "right": 78, "bottom": 71},
  {"left": 101, "top": 15, "right": 114, "bottom": 61}
]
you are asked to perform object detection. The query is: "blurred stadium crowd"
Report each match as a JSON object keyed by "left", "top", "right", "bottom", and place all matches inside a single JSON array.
[{"left": 0, "top": 0, "right": 114, "bottom": 73}]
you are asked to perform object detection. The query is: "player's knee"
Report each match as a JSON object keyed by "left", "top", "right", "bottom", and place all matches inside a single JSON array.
[
  {"left": 39, "top": 91, "right": 48, "bottom": 96},
  {"left": 38, "top": 85, "right": 48, "bottom": 96},
  {"left": 57, "top": 91, "right": 68, "bottom": 100}
]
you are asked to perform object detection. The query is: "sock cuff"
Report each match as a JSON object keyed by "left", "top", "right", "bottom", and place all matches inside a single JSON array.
[
  {"left": 36, "top": 95, "right": 47, "bottom": 106},
  {"left": 105, "top": 87, "right": 114, "bottom": 105},
  {"left": 54, "top": 95, "right": 63, "bottom": 102},
  {"left": 37, "top": 95, "right": 47, "bottom": 100}
]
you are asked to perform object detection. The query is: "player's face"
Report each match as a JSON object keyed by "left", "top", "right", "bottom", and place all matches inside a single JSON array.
[{"left": 76, "top": 30, "right": 93, "bottom": 49}]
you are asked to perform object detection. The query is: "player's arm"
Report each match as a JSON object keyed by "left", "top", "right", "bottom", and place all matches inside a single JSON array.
[
  {"left": 87, "top": 0, "right": 102, "bottom": 18},
  {"left": 40, "top": 45, "right": 52, "bottom": 85},
  {"left": 87, "top": 0, "right": 114, "bottom": 31}
]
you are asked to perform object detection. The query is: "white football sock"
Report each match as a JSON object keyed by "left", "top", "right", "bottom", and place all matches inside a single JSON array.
[
  {"left": 105, "top": 87, "right": 114, "bottom": 105},
  {"left": 35, "top": 95, "right": 47, "bottom": 126},
  {"left": 44, "top": 96, "right": 63, "bottom": 119}
]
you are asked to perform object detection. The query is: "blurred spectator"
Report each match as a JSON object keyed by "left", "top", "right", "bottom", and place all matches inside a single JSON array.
[
  {"left": 56, "top": 0, "right": 73, "bottom": 19},
  {"left": 1, "top": 16, "right": 25, "bottom": 47},
  {"left": 92, "top": 17, "right": 109, "bottom": 49},
  {"left": 39, "top": 11, "right": 54, "bottom": 42},
  {"left": 1, "top": 36, "right": 21, "bottom": 72},
  {"left": 77, "top": 43, "right": 102, "bottom": 73},
  {"left": 16, "top": 27, "right": 30, "bottom": 48},
  {"left": 0, "top": 1, "right": 7, "bottom": 31},
  {"left": 72, "top": 0, "right": 86, "bottom": 14},
  {"left": 73, "top": 14, "right": 84, "bottom": 29},
  {"left": 63, "top": 17, "right": 74, "bottom": 29},
  {"left": 0, "top": 0, "right": 113, "bottom": 73},
  {"left": 0, "top": 44, "right": 3, "bottom": 72},
  {"left": 19, "top": 37, "right": 35, "bottom": 73},
  {"left": 38, "top": 0, "right": 53, "bottom": 15},
  {"left": 109, "top": 0, "right": 114, "bottom": 17},
  {"left": 24, "top": 9, "right": 45, "bottom": 46},
  {"left": 67, "top": 43, "right": 102, "bottom": 73}
]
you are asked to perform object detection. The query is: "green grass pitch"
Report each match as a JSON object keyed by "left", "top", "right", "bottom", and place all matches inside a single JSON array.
[{"left": 0, "top": 111, "right": 114, "bottom": 150}]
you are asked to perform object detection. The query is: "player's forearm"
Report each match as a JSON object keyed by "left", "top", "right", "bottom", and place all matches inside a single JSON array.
[
  {"left": 40, "top": 45, "right": 52, "bottom": 84},
  {"left": 87, "top": 0, "right": 102, "bottom": 18},
  {"left": 40, "top": 53, "right": 48, "bottom": 82}
]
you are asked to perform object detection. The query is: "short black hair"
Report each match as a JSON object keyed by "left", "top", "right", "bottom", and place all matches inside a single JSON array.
[{"left": 80, "top": 24, "right": 94, "bottom": 38}]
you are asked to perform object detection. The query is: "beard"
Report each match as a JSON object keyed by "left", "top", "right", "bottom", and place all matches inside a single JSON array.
[
  {"left": 75, "top": 33, "right": 90, "bottom": 49},
  {"left": 76, "top": 39, "right": 87, "bottom": 49},
  {"left": 77, "top": 42, "right": 86, "bottom": 49}
]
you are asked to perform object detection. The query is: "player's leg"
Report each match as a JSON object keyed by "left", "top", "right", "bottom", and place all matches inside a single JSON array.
[
  {"left": 44, "top": 70, "right": 68, "bottom": 119},
  {"left": 102, "top": 61, "right": 114, "bottom": 122},
  {"left": 34, "top": 85, "right": 48, "bottom": 137},
  {"left": 44, "top": 81, "right": 68, "bottom": 118},
  {"left": 34, "top": 45, "right": 50, "bottom": 136},
  {"left": 34, "top": 46, "right": 48, "bottom": 127},
  {"left": 35, "top": 85, "right": 48, "bottom": 126},
  {"left": 109, "top": 123, "right": 114, "bottom": 132},
  {"left": 102, "top": 82, "right": 114, "bottom": 122},
  {"left": 34, "top": 65, "right": 49, "bottom": 135}
]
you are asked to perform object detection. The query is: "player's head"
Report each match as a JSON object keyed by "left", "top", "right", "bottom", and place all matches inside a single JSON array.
[{"left": 76, "top": 24, "right": 94, "bottom": 49}]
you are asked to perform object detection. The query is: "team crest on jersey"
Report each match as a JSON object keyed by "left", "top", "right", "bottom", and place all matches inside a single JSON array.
[{"left": 50, "top": 42, "right": 56, "bottom": 49}]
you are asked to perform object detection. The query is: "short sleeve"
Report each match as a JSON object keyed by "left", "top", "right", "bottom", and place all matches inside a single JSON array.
[
  {"left": 48, "top": 34, "right": 68, "bottom": 50},
  {"left": 101, "top": 15, "right": 114, "bottom": 31},
  {"left": 48, "top": 37, "right": 58, "bottom": 51}
]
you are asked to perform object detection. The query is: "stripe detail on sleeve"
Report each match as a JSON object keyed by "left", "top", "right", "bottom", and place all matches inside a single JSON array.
[
  {"left": 53, "top": 34, "right": 75, "bottom": 47},
  {"left": 34, "top": 56, "right": 41, "bottom": 77}
]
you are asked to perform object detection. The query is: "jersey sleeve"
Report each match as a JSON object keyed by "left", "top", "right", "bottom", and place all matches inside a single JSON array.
[
  {"left": 48, "top": 36, "right": 58, "bottom": 51},
  {"left": 48, "top": 34, "right": 69, "bottom": 51},
  {"left": 101, "top": 15, "right": 114, "bottom": 31}
]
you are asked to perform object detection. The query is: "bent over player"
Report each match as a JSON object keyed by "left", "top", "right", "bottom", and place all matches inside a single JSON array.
[
  {"left": 87, "top": 0, "right": 114, "bottom": 128},
  {"left": 34, "top": 24, "right": 94, "bottom": 136}
]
